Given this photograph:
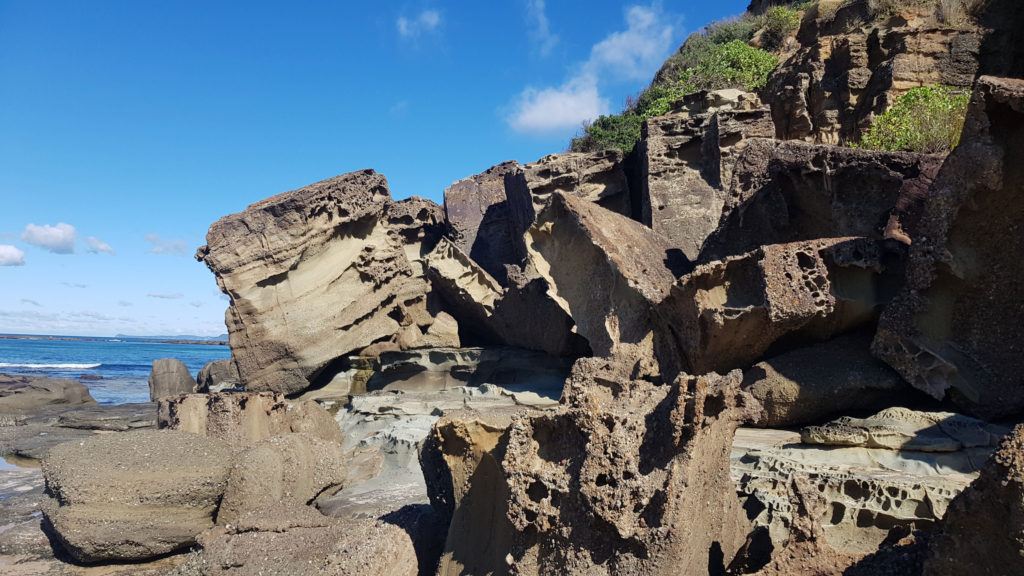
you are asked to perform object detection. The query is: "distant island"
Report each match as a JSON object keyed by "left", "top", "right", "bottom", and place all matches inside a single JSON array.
[{"left": 0, "top": 333, "right": 229, "bottom": 346}]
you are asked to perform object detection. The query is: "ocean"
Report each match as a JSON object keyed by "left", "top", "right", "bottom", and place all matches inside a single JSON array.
[{"left": 0, "top": 337, "right": 231, "bottom": 405}]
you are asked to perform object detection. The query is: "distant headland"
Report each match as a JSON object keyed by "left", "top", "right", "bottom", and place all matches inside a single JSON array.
[{"left": 0, "top": 333, "right": 229, "bottom": 346}]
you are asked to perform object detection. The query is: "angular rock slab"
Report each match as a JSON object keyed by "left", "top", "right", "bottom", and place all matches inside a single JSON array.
[
  {"left": 526, "top": 192, "right": 686, "bottom": 380},
  {"left": 665, "top": 237, "right": 886, "bottom": 375},
  {"left": 873, "top": 76, "right": 1024, "bottom": 419},
  {"left": 42, "top": 429, "right": 233, "bottom": 562},
  {"left": 925, "top": 424, "right": 1024, "bottom": 575},
  {"left": 522, "top": 150, "right": 632, "bottom": 218},
  {"left": 197, "top": 169, "right": 449, "bottom": 395},
  {"left": 148, "top": 358, "right": 197, "bottom": 401},
  {"left": 801, "top": 407, "right": 1008, "bottom": 452}
]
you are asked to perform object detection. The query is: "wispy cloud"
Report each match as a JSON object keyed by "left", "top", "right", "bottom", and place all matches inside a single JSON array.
[
  {"left": 190, "top": 301, "right": 203, "bottom": 308},
  {"left": 147, "top": 292, "right": 183, "bottom": 299},
  {"left": 60, "top": 282, "right": 88, "bottom": 289},
  {"left": 526, "top": 0, "right": 559, "bottom": 57},
  {"left": 20, "top": 298, "right": 41, "bottom": 307},
  {"left": 118, "top": 300, "right": 133, "bottom": 307},
  {"left": 86, "top": 236, "right": 115, "bottom": 255},
  {"left": 21, "top": 222, "right": 77, "bottom": 254},
  {"left": 145, "top": 234, "right": 190, "bottom": 256},
  {"left": 0, "top": 245, "right": 25, "bottom": 266},
  {"left": 397, "top": 9, "right": 441, "bottom": 38},
  {"left": 508, "top": 4, "right": 675, "bottom": 133}
]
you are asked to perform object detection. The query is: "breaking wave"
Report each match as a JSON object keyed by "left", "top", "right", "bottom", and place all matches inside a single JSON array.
[{"left": 0, "top": 362, "right": 102, "bottom": 369}]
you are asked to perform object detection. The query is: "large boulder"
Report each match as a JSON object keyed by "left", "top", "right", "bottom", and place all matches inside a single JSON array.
[
  {"left": 422, "top": 358, "right": 760, "bottom": 575},
  {"left": 639, "top": 89, "right": 775, "bottom": 261},
  {"left": 664, "top": 237, "right": 887, "bottom": 375},
  {"left": 196, "top": 358, "right": 240, "bottom": 392},
  {"left": 525, "top": 192, "right": 686, "bottom": 380},
  {"left": 0, "top": 374, "right": 96, "bottom": 414},
  {"left": 522, "top": 150, "right": 632, "bottom": 218},
  {"left": 873, "top": 76, "right": 1024, "bottom": 419},
  {"left": 197, "top": 170, "right": 453, "bottom": 395},
  {"left": 42, "top": 429, "right": 233, "bottom": 562},
  {"left": 924, "top": 424, "right": 1024, "bottom": 575},
  {"left": 148, "top": 358, "right": 197, "bottom": 401},
  {"left": 742, "top": 332, "right": 909, "bottom": 427}
]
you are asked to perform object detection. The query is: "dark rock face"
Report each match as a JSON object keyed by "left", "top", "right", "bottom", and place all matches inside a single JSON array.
[
  {"left": 148, "top": 358, "right": 197, "bottom": 401},
  {"left": 443, "top": 161, "right": 531, "bottom": 286},
  {"left": 665, "top": 237, "right": 886, "bottom": 375},
  {"left": 639, "top": 90, "right": 774, "bottom": 261},
  {"left": 768, "top": 4, "right": 980, "bottom": 144},
  {"left": 0, "top": 373, "right": 97, "bottom": 413},
  {"left": 196, "top": 358, "right": 240, "bottom": 392},
  {"left": 423, "top": 358, "right": 760, "bottom": 576},
  {"left": 197, "top": 170, "right": 452, "bottom": 395},
  {"left": 873, "top": 76, "right": 1024, "bottom": 420},
  {"left": 924, "top": 424, "right": 1024, "bottom": 576},
  {"left": 742, "top": 331, "right": 909, "bottom": 427},
  {"left": 700, "top": 139, "right": 945, "bottom": 263}
]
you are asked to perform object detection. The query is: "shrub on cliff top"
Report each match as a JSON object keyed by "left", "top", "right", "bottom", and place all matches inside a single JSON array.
[
  {"left": 856, "top": 84, "right": 969, "bottom": 153},
  {"left": 679, "top": 40, "right": 779, "bottom": 93},
  {"left": 763, "top": 6, "right": 802, "bottom": 48}
]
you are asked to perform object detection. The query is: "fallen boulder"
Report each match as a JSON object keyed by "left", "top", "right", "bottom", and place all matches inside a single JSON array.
[
  {"left": 148, "top": 358, "right": 197, "bottom": 401},
  {"left": 196, "top": 358, "right": 240, "bottom": 393},
  {"left": 522, "top": 150, "right": 632, "bottom": 218},
  {"left": 0, "top": 374, "right": 96, "bottom": 414},
  {"left": 42, "top": 429, "right": 233, "bottom": 563}
]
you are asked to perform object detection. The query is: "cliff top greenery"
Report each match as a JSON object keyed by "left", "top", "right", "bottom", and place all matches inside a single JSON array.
[{"left": 855, "top": 84, "right": 970, "bottom": 153}]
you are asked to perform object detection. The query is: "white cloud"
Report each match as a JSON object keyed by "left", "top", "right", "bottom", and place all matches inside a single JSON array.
[
  {"left": 509, "top": 75, "right": 609, "bottom": 133},
  {"left": 86, "top": 236, "right": 115, "bottom": 254},
  {"left": 60, "top": 282, "right": 88, "bottom": 289},
  {"left": 21, "top": 222, "right": 77, "bottom": 254},
  {"left": 148, "top": 292, "right": 184, "bottom": 300},
  {"left": 118, "top": 300, "right": 133, "bottom": 307},
  {"left": 508, "top": 4, "right": 675, "bottom": 134},
  {"left": 145, "top": 234, "right": 190, "bottom": 256},
  {"left": 397, "top": 9, "right": 441, "bottom": 38},
  {"left": 190, "top": 301, "right": 203, "bottom": 308},
  {"left": 0, "top": 245, "right": 25, "bottom": 266},
  {"left": 21, "top": 298, "right": 41, "bottom": 307},
  {"left": 526, "top": 0, "right": 559, "bottom": 57}
]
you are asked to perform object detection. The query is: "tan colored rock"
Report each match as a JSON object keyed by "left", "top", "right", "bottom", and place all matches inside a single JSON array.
[
  {"left": 526, "top": 192, "right": 685, "bottom": 380},
  {"left": 148, "top": 358, "right": 198, "bottom": 401},
  {"left": 639, "top": 89, "right": 774, "bottom": 261},
  {"left": 665, "top": 237, "right": 885, "bottom": 375},
  {"left": 522, "top": 150, "right": 632, "bottom": 218},
  {"left": 196, "top": 358, "right": 240, "bottom": 393},
  {"left": 801, "top": 407, "right": 1007, "bottom": 452},
  {"left": 924, "top": 424, "right": 1024, "bottom": 576},
  {"left": 197, "top": 169, "right": 449, "bottom": 395},
  {"left": 216, "top": 433, "right": 348, "bottom": 527},
  {"left": 0, "top": 374, "right": 97, "bottom": 414},
  {"left": 42, "top": 429, "right": 233, "bottom": 562},
  {"left": 873, "top": 76, "right": 1024, "bottom": 419}
]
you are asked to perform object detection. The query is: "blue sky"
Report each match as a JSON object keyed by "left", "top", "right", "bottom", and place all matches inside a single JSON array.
[{"left": 0, "top": 0, "right": 751, "bottom": 337}]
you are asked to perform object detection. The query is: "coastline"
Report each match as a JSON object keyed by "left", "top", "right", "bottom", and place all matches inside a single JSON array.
[{"left": 0, "top": 333, "right": 228, "bottom": 346}]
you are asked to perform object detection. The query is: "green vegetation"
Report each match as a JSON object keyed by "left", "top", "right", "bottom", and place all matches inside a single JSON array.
[
  {"left": 855, "top": 84, "right": 970, "bottom": 153},
  {"left": 572, "top": 39, "right": 778, "bottom": 154},
  {"left": 763, "top": 6, "right": 802, "bottom": 48}
]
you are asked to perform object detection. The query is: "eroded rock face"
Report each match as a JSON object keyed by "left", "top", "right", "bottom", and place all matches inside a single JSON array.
[
  {"left": 42, "top": 429, "right": 233, "bottom": 562},
  {"left": 701, "top": 139, "right": 945, "bottom": 262},
  {"left": 522, "top": 150, "right": 632, "bottom": 218},
  {"left": 665, "top": 237, "right": 886, "bottom": 375},
  {"left": 197, "top": 170, "right": 449, "bottom": 395},
  {"left": 802, "top": 407, "right": 1008, "bottom": 452},
  {"left": 873, "top": 76, "right": 1024, "bottom": 419},
  {"left": 924, "top": 424, "right": 1024, "bottom": 576},
  {"left": 640, "top": 90, "right": 774, "bottom": 261},
  {"left": 769, "top": 3, "right": 980, "bottom": 143},
  {"left": 742, "top": 332, "right": 908, "bottom": 427},
  {"left": 424, "top": 358, "right": 760, "bottom": 575},
  {"left": 526, "top": 192, "right": 686, "bottom": 380},
  {"left": 148, "top": 358, "right": 197, "bottom": 401},
  {"left": 0, "top": 374, "right": 97, "bottom": 414}
]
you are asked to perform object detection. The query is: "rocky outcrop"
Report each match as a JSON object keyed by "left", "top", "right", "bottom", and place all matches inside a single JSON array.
[
  {"left": 0, "top": 402, "right": 156, "bottom": 460},
  {"left": 197, "top": 170, "right": 451, "bottom": 395},
  {"left": 196, "top": 358, "right": 240, "bottom": 393},
  {"left": 768, "top": 1, "right": 980, "bottom": 143},
  {"left": 802, "top": 407, "right": 1008, "bottom": 452},
  {"left": 0, "top": 374, "right": 96, "bottom": 414},
  {"left": 522, "top": 150, "right": 632, "bottom": 218},
  {"left": 924, "top": 424, "right": 1024, "bottom": 575},
  {"left": 640, "top": 89, "right": 774, "bottom": 261},
  {"left": 148, "top": 358, "right": 197, "bottom": 400},
  {"left": 873, "top": 76, "right": 1024, "bottom": 419},
  {"left": 42, "top": 429, "right": 233, "bottom": 562},
  {"left": 158, "top": 391, "right": 342, "bottom": 446},
  {"left": 424, "top": 358, "right": 760, "bottom": 575},
  {"left": 526, "top": 192, "right": 685, "bottom": 381},
  {"left": 700, "top": 139, "right": 945, "bottom": 262},
  {"left": 664, "top": 237, "right": 885, "bottom": 375}
]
